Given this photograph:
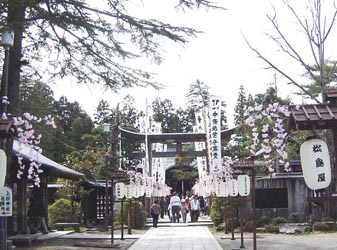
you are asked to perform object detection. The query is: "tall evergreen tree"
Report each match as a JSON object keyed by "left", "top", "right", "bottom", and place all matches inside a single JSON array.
[
  {"left": 54, "top": 96, "right": 94, "bottom": 154},
  {"left": 186, "top": 79, "right": 210, "bottom": 112},
  {"left": 1, "top": 0, "right": 223, "bottom": 116},
  {"left": 120, "top": 95, "right": 139, "bottom": 130},
  {"left": 18, "top": 80, "right": 61, "bottom": 160},
  {"left": 152, "top": 97, "right": 178, "bottom": 133},
  {"left": 233, "top": 85, "right": 247, "bottom": 127},
  {"left": 94, "top": 100, "right": 111, "bottom": 125}
]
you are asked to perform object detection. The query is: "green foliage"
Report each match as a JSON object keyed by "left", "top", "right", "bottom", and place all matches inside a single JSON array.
[
  {"left": 273, "top": 216, "right": 287, "bottom": 225},
  {"left": 48, "top": 198, "right": 80, "bottom": 225},
  {"left": 65, "top": 147, "right": 100, "bottom": 179},
  {"left": 301, "top": 60, "right": 337, "bottom": 99},
  {"left": 258, "top": 215, "right": 272, "bottom": 227},
  {"left": 215, "top": 223, "right": 225, "bottom": 231},
  {"left": 94, "top": 100, "right": 112, "bottom": 125},
  {"left": 185, "top": 79, "right": 227, "bottom": 129},
  {"left": 115, "top": 201, "right": 146, "bottom": 229},
  {"left": 4, "top": 1, "right": 222, "bottom": 114},
  {"left": 288, "top": 213, "right": 301, "bottom": 223},
  {"left": 210, "top": 196, "right": 224, "bottom": 226},
  {"left": 244, "top": 220, "right": 254, "bottom": 232},
  {"left": 265, "top": 224, "right": 279, "bottom": 233},
  {"left": 312, "top": 222, "right": 334, "bottom": 232}
]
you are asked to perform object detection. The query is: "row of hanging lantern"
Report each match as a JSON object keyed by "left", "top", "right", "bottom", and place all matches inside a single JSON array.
[
  {"left": 214, "top": 175, "right": 250, "bottom": 197},
  {"left": 115, "top": 182, "right": 142, "bottom": 199},
  {"left": 115, "top": 181, "right": 171, "bottom": 199}
]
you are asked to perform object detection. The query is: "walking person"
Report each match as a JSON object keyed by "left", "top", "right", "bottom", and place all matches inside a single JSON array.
[
  {"left": 165, "top": 195, "right": 171, "bottom": 219},
  {"left": 151, "top": 200, "right": 161, "bottom": 228},
  {"left": 169, "top": 192, "right": 181, "bottom": 223},
  {"left": 204, "top": 196, "right": 209, "bottom": 216},
  {"left": 159, "top": 196, "right": 166, "bottom": 219},
  {"left": 180, "top": 198, "right": 189, "bottom": 223},
  {"left": 190, "top": 194, "right": 200, "bottom": 222}
]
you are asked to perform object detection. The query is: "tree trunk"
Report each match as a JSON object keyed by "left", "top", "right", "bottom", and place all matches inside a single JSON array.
[{"left": 7, "top": 0, "right": 26, "bottom": 116}]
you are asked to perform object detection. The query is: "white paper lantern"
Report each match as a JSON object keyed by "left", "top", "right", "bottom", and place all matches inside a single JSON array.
[
  {"left": 219, "top": 182, "right": 228, "bottom": 197},
  {"left": 139, "top": 186, "right": 145, "bottom": 196},
  {"left": 300, "top": 139, "right": 332, "bottom": 190},
  {"left": 145, "top": 189, "right": 152, "bottom": 198},
  {"left": 224, "top": 182, "right": 230, "bottom": 197},
  {"left": 125, "top": 185, "right": 132, "bottom": 199},
  {"left": 238, "top": 175, "right": 250, "bottom": 196},
  {"left": 215, "top": 183, "right": 222, "bottom": 197},
  {"left": 115, "top": 182, "right": 125, "bottom": 199},
  {"left": 229, "top": 179, "right": 238, "bottom": 197},
  {"left": 153, "top": 188, "right": 159, "bottom": 197},
  {"left": 0, "top": 149, "right": 7, "bottom": 193},
  {"left": 132, "top": 186, "right": 139, "bottom": 198}
]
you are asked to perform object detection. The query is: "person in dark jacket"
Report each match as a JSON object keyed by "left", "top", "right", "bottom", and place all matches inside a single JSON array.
[{"left": 151, "top": 200, "right": 161, "bottom": 228}]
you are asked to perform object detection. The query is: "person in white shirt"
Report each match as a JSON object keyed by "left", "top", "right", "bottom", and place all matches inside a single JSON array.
[
  {"left": 169, "top": 192, "right": 181, "bottom": 223},
  {"left": 190, "top": 195, "right": 200, "bottom": 222}
]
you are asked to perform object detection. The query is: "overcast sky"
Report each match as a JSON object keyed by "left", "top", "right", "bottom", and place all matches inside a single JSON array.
[{"left": 50, "top": 0, "right": 337, "bottom": 127}]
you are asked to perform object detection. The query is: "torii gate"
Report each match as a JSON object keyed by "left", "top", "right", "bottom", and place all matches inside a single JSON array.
[{"left": 119, "top": 126, "right": 235, "bottom": 176}]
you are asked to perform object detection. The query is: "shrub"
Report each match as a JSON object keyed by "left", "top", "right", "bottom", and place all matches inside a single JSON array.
[
  {"left": 48, "top": 198, "right": 80, "bottom": 225},
  {"left": 210, "top": 196, "right": 224, "bottom": 227},
  {"left": 258, "top": 216, "right": 271, "bottom": 227},
  {"left": 265, "top": 224, "right": 279, "bottom": 233},
  {"left": 273, "top": 217, "right": 286, "bottom": 225},
  {"left": 115, "top": 200, "right": 146, "bottom": 229},
  {"left": 313, "top": 222, "right": 333, "bottom": 232},
  {"left": 244, "top": 220, "right": 253, "bottom": 232},
  {"left": 216, "top": 223, "right": 226, "bottom": 231},
  {"left": 288, "top": 213, "right": 301, "bottom": 223}
]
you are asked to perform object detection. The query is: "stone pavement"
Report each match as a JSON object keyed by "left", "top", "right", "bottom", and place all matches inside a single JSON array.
[{"left": 127, "top": 226, "right": 223, "bottom": 250}]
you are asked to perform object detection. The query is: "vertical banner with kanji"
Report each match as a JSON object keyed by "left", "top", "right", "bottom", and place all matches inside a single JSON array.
[
  {"left": 194, "top": 111, "right": 207, "bottom": 178},
  {"left": 208, "top": 97, "right": 222, "bottom": 173},
  {"left": 0, "top": 187, "right": 12, "bottom": 217}
]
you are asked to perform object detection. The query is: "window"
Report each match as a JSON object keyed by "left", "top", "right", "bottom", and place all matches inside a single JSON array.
[{"left": 256, "top": 188, "right": 288, "bottom": 208}]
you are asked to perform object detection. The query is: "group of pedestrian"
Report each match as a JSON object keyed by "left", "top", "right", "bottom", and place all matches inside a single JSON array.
[{"left": 151, "top": 191, "right": 209, "bottom": 227}]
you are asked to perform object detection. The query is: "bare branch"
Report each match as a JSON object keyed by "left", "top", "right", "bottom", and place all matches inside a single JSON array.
[
  {"left": 266, "top": 13, "right": 319, "bottom": 85},
  {"left": 243, "top": 33, "right": 322, "bottom": 104}
]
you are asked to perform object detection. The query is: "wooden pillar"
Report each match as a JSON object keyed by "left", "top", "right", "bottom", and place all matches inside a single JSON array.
[
  {"left": 121, "top": 198, "right": 124, "bottom": 240},
  {"left": 176, "top": 142, "right": 182, "bottom": 157},
  {"left": 128, "top": 200, "right": 132, "bottom": 235},
  {"left": 223, "top": 198, "right": 228, "bottom": 234},
  {"left": 16, "top": 178, "right": 28, "bottom": 234},
  {"left": 231, "top": 198, "right": 235, "bottom": 240},
  {"left": 40, "top": 175, "right": 48, "bottom": 227},
  {"left": 239, "top": 198, "right": 245, "bottom": 249},
  {"left": 330, "top": 128, "right": 337, "bottom": 218},
  {"left": 110, "top": 178, "right": 114, "bottom": 244},
  {"left": 251, "top": 167, "right": 257, "bottom": 250}
]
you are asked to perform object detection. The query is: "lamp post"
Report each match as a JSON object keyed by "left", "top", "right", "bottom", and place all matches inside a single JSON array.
[
  {"left": 0, "top": 27, "right": 14, "bottom": 250},
  {"left": 1, "top": 28, "right": 14, "bottom": 114},
  {"left": 103, "top": 123, "right": 110, "bottom": 228}
]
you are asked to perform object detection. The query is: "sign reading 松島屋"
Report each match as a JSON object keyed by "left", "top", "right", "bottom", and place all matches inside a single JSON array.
[{"left": 300, "top": 139, "right": 331, "bottom": 190}]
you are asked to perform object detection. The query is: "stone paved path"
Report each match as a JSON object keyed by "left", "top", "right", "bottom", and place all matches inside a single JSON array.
[{"left": 128, "top": 226, "right": 222, "bottom": 250}]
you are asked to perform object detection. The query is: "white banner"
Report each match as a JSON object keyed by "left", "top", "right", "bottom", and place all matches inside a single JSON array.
[
  {"left": 0, "top": 187, "right": 12, "bottom": 217},
  {"left": 238, "top": 175, "right": 250, "bottom": 196},
  {"left": 208, "top": 97, "right": 222, "bottom": 172}
]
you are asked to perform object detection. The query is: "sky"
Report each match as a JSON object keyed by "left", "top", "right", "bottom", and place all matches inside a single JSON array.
[{"left": 50, "top": 0, "right": 337, "bottom": 127}]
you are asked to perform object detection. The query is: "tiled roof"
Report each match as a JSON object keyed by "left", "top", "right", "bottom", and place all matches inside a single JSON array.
[
  {"left": 13, "top": 139, "right": 85, "bottom": 180},
  {"left": 288, "top": 104, "right": 337, "bottom": 130}
]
